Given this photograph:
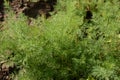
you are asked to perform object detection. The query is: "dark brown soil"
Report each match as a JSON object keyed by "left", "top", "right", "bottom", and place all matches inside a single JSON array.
[
  {"left": 23, "top": 0, "right": 57, "bottom": 18},
  {"left": 0, "top": 0, "right": 57, "bottom": 22},
  {"left": 0, "top": 62, "right": 20, "bottom": 80},
  {"left": 0, "top": 0, "right": 4, "bottom": 21}
]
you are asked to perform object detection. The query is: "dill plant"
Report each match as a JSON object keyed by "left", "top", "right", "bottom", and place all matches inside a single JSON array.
[
  {"left": 0, "top": 0, "right": 120, "bottom": 80},
  {"left": 24, "top": 0, "right": 120, "bottom": 80}
]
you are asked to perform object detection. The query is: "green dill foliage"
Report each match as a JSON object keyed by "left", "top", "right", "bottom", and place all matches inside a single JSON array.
[{"left": 0, "top": 0, "right": 120, "bottom": 80}]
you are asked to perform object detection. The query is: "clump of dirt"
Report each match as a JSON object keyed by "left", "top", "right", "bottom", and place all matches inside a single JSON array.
[
  {"left": 0, "top": 0, "right": 4, "bottom": 21},
  {"left": 0, "top": 50, "right": 21, "bottom": 80},
  {"left": 0, "top": 61, "right": 21, "bottom": 80},
  {"left": 23, "top": 0, "right": 57, "bottom": 18},
  {"left": 0, "top": 0, "right": 57, "bottom": 22},
  {"left": 85, "top": 10, "right": 92, "bottom": 20},
  {"left": 84, "top": 5, "right": 93, "bottom": 23}
]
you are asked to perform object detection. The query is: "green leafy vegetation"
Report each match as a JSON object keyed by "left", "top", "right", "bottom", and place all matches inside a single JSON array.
[{"left": 0, "top": 0, "right": 120, "bottom": 80}]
